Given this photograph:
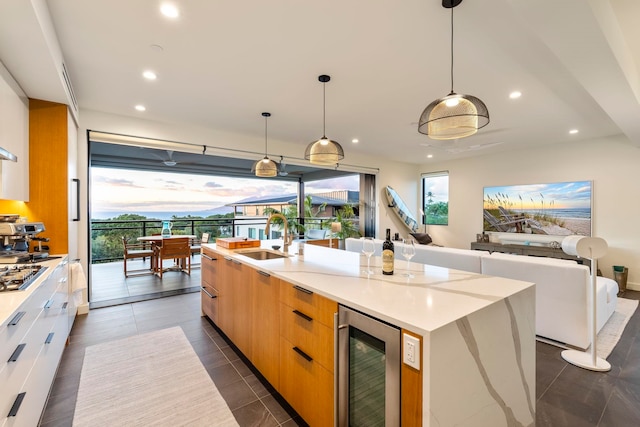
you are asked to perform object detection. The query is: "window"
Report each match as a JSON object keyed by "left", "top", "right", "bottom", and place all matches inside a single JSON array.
[
  {"left": 248, "top": 228, "right": 256, "bottom": 239},
  {"left": 422, "top": 171, "right": 449, "bottom": 225}
]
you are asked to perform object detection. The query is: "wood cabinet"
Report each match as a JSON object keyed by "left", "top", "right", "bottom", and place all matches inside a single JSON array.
[
  {"left": 200, "top": 252, "right": 341, "bottom": 426},
  {"left": 250, "top": 269, "right": 280, "bottom": 388},
  {"left": 201, "top": 248, "right": 219, "bottom": 323},
  {"left": 279, "top": 282, "right": 337, "bottom": 426},
  {"left": 0, "top": 258, "right": 70, "bottom": 426},
  {"left": 215, "top": 255, "right": 252, "bottom": 357}
]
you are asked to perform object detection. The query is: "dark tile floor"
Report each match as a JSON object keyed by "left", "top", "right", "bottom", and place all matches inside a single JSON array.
[
  {"left": 39, "top": 292, "right": 305, "bottom": 427},
  {"left": 41, "top": 290, "right": 640, "bottom": 426}
]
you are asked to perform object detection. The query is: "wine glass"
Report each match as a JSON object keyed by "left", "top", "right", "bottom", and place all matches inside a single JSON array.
[
  {"left": 362, "top": 237, "right": 375, "bottom": 276},
  {"left": 402, "top": 238, "right": 415, "bottom": 278}
]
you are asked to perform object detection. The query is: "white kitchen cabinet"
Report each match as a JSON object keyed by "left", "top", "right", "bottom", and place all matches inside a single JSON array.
[
  {"left": 0, "top": 60, "right": 29, "bottom": 201},
  {"left": 0, "top": 257, "right": 70, "bottom": 427}
]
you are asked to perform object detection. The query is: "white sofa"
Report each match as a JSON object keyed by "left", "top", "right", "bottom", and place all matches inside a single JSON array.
[
  {"left": 344, "top": 238, "right": 619, "bottom": 349},
  {"left": 345, "top": 238, "right": 485, "bottom": 273}
]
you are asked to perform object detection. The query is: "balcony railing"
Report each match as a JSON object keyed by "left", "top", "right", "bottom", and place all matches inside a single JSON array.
[{"left": 90, "top": 217, "right": 345, "bottom": 264}]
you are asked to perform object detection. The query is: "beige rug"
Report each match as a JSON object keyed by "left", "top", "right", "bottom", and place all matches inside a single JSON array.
[
  {"left": 73, "top": 327, "right": 239, "bottom": 427},
  {"left": 594, "top": 297, "right": 638, "bottom": 359}
]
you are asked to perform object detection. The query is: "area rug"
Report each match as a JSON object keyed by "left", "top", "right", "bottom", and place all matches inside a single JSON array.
[
  {"left": 73, "top": 327, "right": 239, "bottom": 427},
  {"left": 594, "top": 297, "right": 638, "bottom": 359}
]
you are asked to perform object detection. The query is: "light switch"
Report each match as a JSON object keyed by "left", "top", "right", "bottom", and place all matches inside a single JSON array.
[{"left": 403, "top": 333, "right": 420, "bottom": 370}]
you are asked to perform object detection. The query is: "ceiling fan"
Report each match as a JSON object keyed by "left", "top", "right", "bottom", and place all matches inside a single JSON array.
[{"left": 150, "top": 149, "right": 180, "bottom": 166}]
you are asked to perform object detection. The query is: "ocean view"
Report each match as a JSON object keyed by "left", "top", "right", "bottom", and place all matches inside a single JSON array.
[{"left": 512, "top": 207, "right": 591, "bottom": 220}]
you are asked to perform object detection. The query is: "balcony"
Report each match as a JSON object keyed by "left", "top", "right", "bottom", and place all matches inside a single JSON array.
[{"left": 89, "top": 217, "right": 338, "bottom": 307}]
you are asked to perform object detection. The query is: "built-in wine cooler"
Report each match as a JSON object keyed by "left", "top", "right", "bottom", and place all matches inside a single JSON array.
[{"left": 337, "top": 305, "right": 401, "bottom": 426}]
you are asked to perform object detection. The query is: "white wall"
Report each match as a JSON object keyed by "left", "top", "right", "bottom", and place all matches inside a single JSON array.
[{"left": 421, "top": 134, "right": 640, "bottom": 288}]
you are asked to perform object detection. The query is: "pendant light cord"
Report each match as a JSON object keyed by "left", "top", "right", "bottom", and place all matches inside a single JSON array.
[
  {"left": 264, "top": 115, "right": 268, "bottom": 155},
  {"left": 450, "top": 6, "right": 455, "bottom": 94},
  {"left": 322, "top": 81, "right": 326, "bottom": 138}
]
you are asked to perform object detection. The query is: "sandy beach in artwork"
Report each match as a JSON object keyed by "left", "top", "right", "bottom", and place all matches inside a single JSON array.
[{"left": 538, "top": 218, "right": 591, "bottom": 236}]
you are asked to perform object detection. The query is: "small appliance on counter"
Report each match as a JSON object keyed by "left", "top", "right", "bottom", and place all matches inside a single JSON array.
[{"left": 0, "top": 214, "right": 49, "bottom": 264}]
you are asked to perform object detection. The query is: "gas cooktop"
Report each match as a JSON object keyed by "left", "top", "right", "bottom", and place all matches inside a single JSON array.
[{"left": 0, "top": 264, "right": 48, "bottom": 292}]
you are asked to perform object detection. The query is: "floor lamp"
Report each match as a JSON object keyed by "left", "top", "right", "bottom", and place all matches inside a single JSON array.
[{"left": 561, "top": 235, "right": 611, "bottom": 372}]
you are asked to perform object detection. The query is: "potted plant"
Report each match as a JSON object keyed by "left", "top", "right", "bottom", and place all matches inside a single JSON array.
[
  {"left": 264, "top": 195, "right": 327, "bottom": 239},
  {"left": 328, "top": 204, "right": 361, "bottom": 248}
]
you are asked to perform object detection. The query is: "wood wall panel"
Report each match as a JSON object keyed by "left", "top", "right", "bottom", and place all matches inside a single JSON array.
[
  {"left": 401, "top": 329, "right": 423, "bottom": 427},
  {"left": 27, "top": 99, "right": 68, "bottom": 254}
]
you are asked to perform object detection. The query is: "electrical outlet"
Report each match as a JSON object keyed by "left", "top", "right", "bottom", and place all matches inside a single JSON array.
[{"left": 403, "top": 333, "right": 420, "bottom": 370}]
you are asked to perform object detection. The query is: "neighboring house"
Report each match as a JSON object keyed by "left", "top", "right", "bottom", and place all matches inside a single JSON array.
[{"left": 230, "top": 191, "right": 359, "bottom": 239}]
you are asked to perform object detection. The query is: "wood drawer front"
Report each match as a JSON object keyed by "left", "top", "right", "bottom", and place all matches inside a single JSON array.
[
  {"left": 279, "top": 303, "right": 334, "bottom": 372},
  {"left": 201, "top": 250, "right": 217, "bottom": 286},
  {"left": 280, "top": 282, "right": 337, "bottom": 327},
  {"left": 279, "top": 337, "right": 334, "bottom": 427},
  {"left": 201, "top": 284, "right": 219, "bottom": 323}
]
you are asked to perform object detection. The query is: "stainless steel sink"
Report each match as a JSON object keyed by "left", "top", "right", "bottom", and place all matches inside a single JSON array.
[{"left": 237, "top": 250, "right": 288, "bottom": 260}]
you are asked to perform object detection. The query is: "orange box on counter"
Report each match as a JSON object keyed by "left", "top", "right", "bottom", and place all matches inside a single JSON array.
[{"left": 216, "top": 237, "right": 261, "bottom": 249}]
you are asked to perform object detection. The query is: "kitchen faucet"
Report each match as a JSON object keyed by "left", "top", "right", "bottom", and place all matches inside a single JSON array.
[{"left": 265, "top": 213, "right": 291, "bottom": 253}]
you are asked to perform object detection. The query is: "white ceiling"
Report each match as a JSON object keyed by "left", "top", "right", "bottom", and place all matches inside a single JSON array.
[{"left": 1, "top": 0, "right": 639, "bottom": 165}]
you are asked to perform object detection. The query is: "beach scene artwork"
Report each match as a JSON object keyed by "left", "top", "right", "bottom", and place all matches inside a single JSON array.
[{"left": 483, "top": 181, "right": 592, "bottom": 236}]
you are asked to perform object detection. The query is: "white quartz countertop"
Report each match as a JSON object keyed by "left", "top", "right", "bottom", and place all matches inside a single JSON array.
[
  {"left": 0, "top": 256, "right": 68, "bottom": 326},
  {"left": 203, "top": 242, "right": 533, "bottom": 335}
]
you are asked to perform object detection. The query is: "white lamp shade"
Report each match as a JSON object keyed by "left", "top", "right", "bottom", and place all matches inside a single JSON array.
[{"left": 562, "top": 236, "right": 608, "bottom": 259}]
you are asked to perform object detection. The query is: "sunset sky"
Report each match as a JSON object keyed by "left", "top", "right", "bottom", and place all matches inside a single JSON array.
[
  {"left": 91, "top": 167, "right": 359, "bottom": 218},
  {"left": 483, "top": 181, "right": 592, "bottom": 210}
]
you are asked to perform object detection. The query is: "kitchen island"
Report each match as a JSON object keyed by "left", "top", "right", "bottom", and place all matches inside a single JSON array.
[{"left": 201, "top": 241, "right": 535, "bottom": 426}]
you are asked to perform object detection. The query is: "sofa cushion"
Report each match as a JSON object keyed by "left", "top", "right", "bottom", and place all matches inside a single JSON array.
[{"left": 410, "top": 232, "right": 432, "bottom": 245}]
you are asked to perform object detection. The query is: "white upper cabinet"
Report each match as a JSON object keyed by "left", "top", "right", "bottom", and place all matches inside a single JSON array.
[{"left": 0, "top": 59, "right": 29, "bottom": 201}]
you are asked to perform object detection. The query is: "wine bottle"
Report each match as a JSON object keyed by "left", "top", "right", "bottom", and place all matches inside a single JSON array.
[{"left": 382, "top": 228, "right": 394, "bottom": 275}]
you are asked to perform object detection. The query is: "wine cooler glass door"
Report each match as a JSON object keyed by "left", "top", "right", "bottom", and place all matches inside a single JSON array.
[{"left": 338, "top": 305, "right": 401, "bottom": 427}]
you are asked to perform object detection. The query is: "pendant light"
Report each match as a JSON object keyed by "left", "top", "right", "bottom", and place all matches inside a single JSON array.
[
  {"left": 252, "top": 112, "right": 278, "bottom": 177},
  {"left": 418, "top": 0, "right": 489, "bottom": 140},
  {"left": 305, "top": 75, "right": 344, "bottom": 165}
]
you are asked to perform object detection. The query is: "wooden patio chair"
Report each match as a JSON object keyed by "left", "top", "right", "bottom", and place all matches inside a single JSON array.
[
  {"left": 121, "top": 236, "right": 155, "bottom": 277},
  {"left": 155, "top": 237, "right": 191, "bottom": 278}
]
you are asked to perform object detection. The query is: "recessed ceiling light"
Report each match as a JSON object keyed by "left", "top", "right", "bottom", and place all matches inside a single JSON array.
[
  {"left": 351, "top": 139, "right": 359, "bottom": 144},
  {"left": 143, "top": 70, "right": 157, "bottom": 80},
  {"left": 160, "top": 3, "right": 179, "bottom": 18},
  {"left": 509, "top": 91, "right": 522, "bottom": 99},
  {"left": 135, "top": 105, "right": 146, "bottom": 112},
  {"left": 427, "top": 154, "right": 433, "bottom": 159},
  {"left": 569, "top": 129, "right": 579, "bottom": 134}
]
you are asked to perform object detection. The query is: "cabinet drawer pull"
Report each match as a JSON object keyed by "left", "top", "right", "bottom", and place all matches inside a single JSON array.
[
  {"left": 9, "top": 344, "right": 26, "bottom": 362},
  {"left": 258, "top": 270, "right": 270, "bottom": 277},
  {"left": 8, "top": 392, "right": 26, "bottom": 417},
  {"left": 293, "top": 309, "right": 313, "bottom": 322},
  {"left": 62, "top": 302, "right": 68, "bottom": 310},
  {"left": 202, "top": 254, "right": 216, "bottom": 261},
  {"left": 293, "top": 285, "right": 313, "bottom": 295},
  {"left": 8, "top": 311, "right": 26, "bottom": 326},
  {"left": 201, "top": 287, "right": 217, "bottom": 299},
  {"left": 224, "top": 256, "right": 232, "bottom": 261},
  {"left": 45, "top": 332, "right": 55, "bottom": 344},
  {"left": 44, "top": 299, "right": 53, "bottom": 309},
  {"left": 292, "top": 346, "right": 313, "bottom": 362},
  {"left": 232, "top": 259, "right": 241, "bottom": 265}
]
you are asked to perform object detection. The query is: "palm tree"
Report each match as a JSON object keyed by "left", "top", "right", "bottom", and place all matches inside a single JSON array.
[{"left": 264, "top": 195, "right": 327, "bottom": 237}]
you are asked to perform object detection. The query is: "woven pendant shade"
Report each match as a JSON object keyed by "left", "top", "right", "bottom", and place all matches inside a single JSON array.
[
  {"left": 252, "top": 112, "right": 278, "bottom": 177},
  {"left": 305, "top": 137, "right": 344, "bottom": 166},
  {"left": 305, "top": 75, "right": 344, "bottom": 165},
  {"left": 418, "top": 0, "right": 489, "bottom": 140},
  {"left": 419, "top": 93, "right": 489, "bottom": 140},
  {"left": 252, "top": 156, "right": 278, "bottom": 177}
]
